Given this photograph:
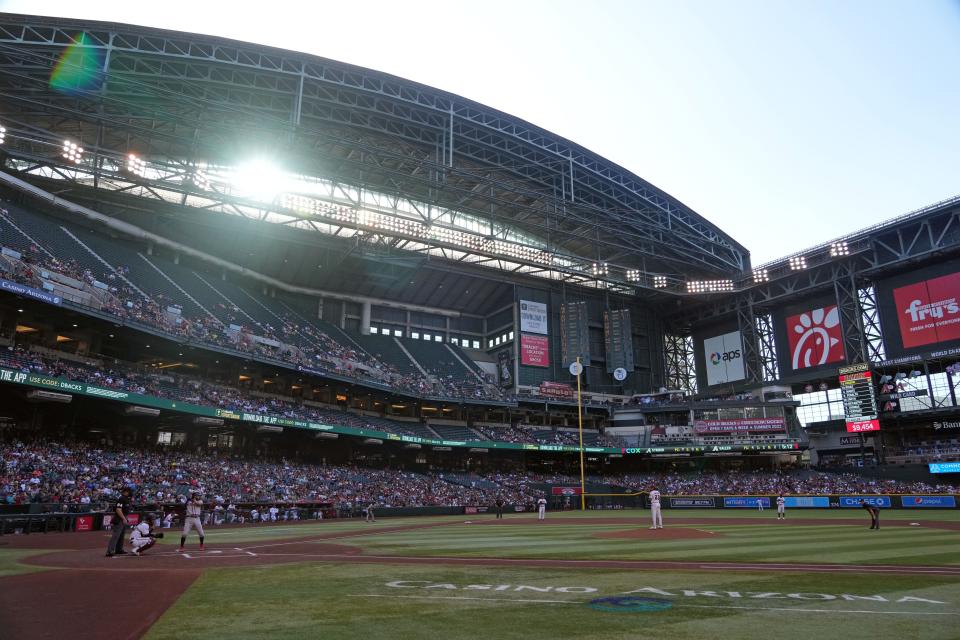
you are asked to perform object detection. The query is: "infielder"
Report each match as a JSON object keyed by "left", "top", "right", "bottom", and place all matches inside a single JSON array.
[
  {"left": 649, "top": 488, "right": 663, "bottom": 529},
  {"left": 178, "top": 492, "right": 205, "bottom": 552},
  {"left": 365, "top": 501, "right": 376, "bottom": 523},
  {"left": 776, "top": 494, "right": 786, "bottom": 520},
  {"left": 537, "top": 496, "right": 547, "bottom": 520},
  {"left": 130, "top": 515, "right": 163, "bottom": 556}
]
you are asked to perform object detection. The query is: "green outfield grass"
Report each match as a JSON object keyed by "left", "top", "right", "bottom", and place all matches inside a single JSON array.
[{"left": 146, "top": 563, "right": 960, "bottom": 640}]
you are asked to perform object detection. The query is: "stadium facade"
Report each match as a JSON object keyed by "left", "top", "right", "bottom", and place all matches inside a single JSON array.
[{"left": 0, "top": 14, "right": 958, "bottom": 476}]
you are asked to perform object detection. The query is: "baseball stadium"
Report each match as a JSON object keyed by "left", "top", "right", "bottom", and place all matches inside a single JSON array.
[{"left": 0, "top": 12, "right": 959, "bottom": 640}]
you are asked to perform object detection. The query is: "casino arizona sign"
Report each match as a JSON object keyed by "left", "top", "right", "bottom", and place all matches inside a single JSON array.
[{"left": 383, "top": 582, "right": 945, "bottom": 604}]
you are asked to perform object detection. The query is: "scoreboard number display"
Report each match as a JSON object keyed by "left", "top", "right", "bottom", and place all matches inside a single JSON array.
[{"left": 838, "top": 362, "right": 880, "bottom": 433}]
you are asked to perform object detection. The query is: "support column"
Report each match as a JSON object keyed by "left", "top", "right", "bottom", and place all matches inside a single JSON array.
[{"left": 360, "top": 301, "right": 371, "bottom": 335}]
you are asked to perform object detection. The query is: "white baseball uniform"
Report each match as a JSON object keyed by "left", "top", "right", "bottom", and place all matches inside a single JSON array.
[
  {"left": 650, "top": 490, "right": 662, "bottom": 528},
  {"left": 537, "top": 498, "right": 547, "bottom": 520},
  {"left": 129, "top": 522, "right": 154, "bottom": 551},
  {"left": 182, "top": 498, "right": 205, "bottom": 537},
  {"left": 757, "top": 498, "right": 764, "bottom": 512},
  {"left": 776, "top": 496, "right": 785, "bottom": 518}
]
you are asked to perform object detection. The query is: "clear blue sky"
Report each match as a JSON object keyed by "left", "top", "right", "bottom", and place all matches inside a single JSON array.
[{"left": 2, "top": 0, "right": 958, "bottom": 264}]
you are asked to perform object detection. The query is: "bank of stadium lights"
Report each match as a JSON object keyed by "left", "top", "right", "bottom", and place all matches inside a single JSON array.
[
  {"left": 626, "top": 269, "right": 641, "bottom": 283},
  {"left": 753, "top": 268, "right": 769, "bottom": 283},
  {"left": 0, "top": 125, "right": 5, "bottom": 145},
  {"left": 191, "top": 166, "right": 211, "bottom": 191},
  {"left": 686, "top": 279, "right": 734, "bottom": 293},
  {"left": 830, "top": 241, "right": 849, "bottom": 257},
  {"left": 62, "top": 140, "right": 83, "bottom": 164},
  {"left": 591, "top": 262, "right": 609, "bottom": 277},
  {"left": 653, "top": 275, "right": 668, "bottom": 289},
  {"left": 789, "top": 256, "right": 807, "bottom": 270},
  {"left": 126, "top": 153, "right": 147, "bottom": 178}
]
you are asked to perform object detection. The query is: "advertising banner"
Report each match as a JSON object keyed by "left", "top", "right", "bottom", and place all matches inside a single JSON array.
[
  {"left": 0, "top": 278, "right": 63, "bottom": 306},
  {"left": 900, "top": 495, "right": 957, "bottom": 508},
  {"left": 892, "top": 271, "right": 960, "bottom": 349},
  {"left": 74, "top": 515, "right": 94, "bottom": 531},
  {"left": 551, "top": 487, "right": 584, "bottom": 496},
  {"left": 539, "top": 381, "right": 574, "bottom": 398},
  {"left": 929, "top": 462, "right": 960, "bottom": 474},
  {"left": 723, "top": 497, "right": 771, "bottom": 508},
  {"left": 839, "top": 496, "right": 891, "bottom": 508},
  {"left": 670, "top": 497, "right": 716, "bottom": 508},
  {"left": 785, "top": 305, "right": 845, "bottom": 370},
  {"left": 783, "top": 496, "right": 830, "bottom": 508},
  {"left": 703, "top": 330, "right": 745, "bottom": 386},
  {"left": 520, "top": 334, "right": 550, "bottom": 367},
  {"left": 519, "top": 300, "right": 548, "bottom": 335},
  {"left": 694, "top": 418, "right": 785, "bottom": 434}
]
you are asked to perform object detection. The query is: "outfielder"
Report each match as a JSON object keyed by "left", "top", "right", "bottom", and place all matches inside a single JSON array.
[
  {"left": 757, "top": 497, "right": 764, "bottom": 512},
  {"left": 130, "top": 515, "right": 163, "bottom": 556},
  {"left": 178, "top": 492, "right": 205, "bottom": 552},
  {"left": 776, "top": 494, "right": 786, "bottom": 520},
  {"left": 537, "top": 496, "right": 547, "bottom": 520},
  {"left": 649, "top": 488, "right": 663, "bottom": 529}
]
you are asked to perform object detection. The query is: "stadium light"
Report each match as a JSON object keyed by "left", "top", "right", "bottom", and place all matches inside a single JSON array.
[
  {"left": 0, "top": 125, "right": 5, "bottom": 145},
  {"left": 830, "top": 241, "right": 849, "bottom": 257},
  {"left": 686, "top": 279, "right": 734, "bottom": 293},
  {"left": 591, "top": 262, "right": 608, "bottom": 277},
  {"left": 231, "top": 158, "right": 289, "bottom": 202},
  {"left": 626, "top": 269, "right": 641, "bottom": 283},
  {"left": 126, "top": 153, "right": 147, "bottom": 178},
  {"left": 653, "top": 275, "right": 668, "bottom": 289},
  {"left": 62, "top": 140, "right": 83, "bottom": 164},
  {"left": 752, "top": 268, "right": 769, "bottom": 283},
  {"left": 789, "top": 256, "right": 807, "bottom": 270}
]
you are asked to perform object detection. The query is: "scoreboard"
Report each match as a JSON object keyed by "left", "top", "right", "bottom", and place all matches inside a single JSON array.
[
  {"left": 838, "top": 362, "right": 880, "bottom": 433},
  {"left": 560, "top": 301, "right": 591, "bottom": 366},
  {"left": 603, "top": 309, "right": 633, "bottom": 374}
]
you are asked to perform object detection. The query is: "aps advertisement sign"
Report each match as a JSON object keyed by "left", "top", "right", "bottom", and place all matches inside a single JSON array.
[{"left": 703, "top": 330, "right": 745, "bottom": 386}]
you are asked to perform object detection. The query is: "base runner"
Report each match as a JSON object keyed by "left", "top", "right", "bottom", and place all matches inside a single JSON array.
[
  {"left": 649, "top": 488, "right": 663, "bottom": 529},
  {"left": 178, "top": 492, "right": 205, "bottom": 551}
]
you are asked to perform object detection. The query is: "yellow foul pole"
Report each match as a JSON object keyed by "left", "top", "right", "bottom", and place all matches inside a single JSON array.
[{"left": 576, "top": 356, "right": 586, "bottom": 511}]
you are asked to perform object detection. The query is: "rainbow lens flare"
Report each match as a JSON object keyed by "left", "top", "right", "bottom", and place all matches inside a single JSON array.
[{"left": 49, "top": 33, "right": 105, "bottom": 94}]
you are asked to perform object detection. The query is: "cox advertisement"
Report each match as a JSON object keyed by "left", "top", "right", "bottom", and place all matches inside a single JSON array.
[
  {"left": 670, "top": 497, "right": 716, "bottom": 508},
  {"left": 783, "top": 496, "right": 830, "bottom": 508},
  {"left": 892, "top": 271, "right": 960, "bottom": 349},
  {"left": 901, "top": 495, "right": 957, "bottom": 508},
  {"left": 839, "top": 496, "right": 891, "bottom": 508},
  {"left": 785, "top": 304, "right": 845, "bottom": 371},
  {"left": 724, "top": 497, "right": 770, "bottom": 508},
  {"left": 703, "top": 330, "right": 745, "bottom": 386}
]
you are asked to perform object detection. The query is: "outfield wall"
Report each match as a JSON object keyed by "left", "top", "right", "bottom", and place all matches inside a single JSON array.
[{"left": 654, "top": 494, "right": 959, "bottom": 509}]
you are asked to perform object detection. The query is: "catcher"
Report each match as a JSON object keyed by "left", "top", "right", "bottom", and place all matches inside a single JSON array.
[{"left": 130, "top": 514, "right": 164, "bottom": 556}]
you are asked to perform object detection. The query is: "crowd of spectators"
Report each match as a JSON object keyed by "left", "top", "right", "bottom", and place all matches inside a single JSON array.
[
  {"left": 3, "top": 437, "right": 956, "bottom": 515},
  {"left": 0, "top": 347, "right": 614, "bottom": 447},
  {"left": 0, "top": 207, "right": 504, "bottom": 402}
]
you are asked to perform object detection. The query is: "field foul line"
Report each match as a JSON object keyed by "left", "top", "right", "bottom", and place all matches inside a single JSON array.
[{"left": 348, "top": 594, "right": 960, "bottom": 616}]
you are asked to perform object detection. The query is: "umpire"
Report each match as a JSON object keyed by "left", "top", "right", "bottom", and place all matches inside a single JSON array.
[{"left": 105, "top": 486, "right": 133, "bottom": 557}]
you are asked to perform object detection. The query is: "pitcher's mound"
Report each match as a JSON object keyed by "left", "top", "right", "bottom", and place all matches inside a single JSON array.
[{"left": 594, "top": 527, "right": 718, "bottom": 540}]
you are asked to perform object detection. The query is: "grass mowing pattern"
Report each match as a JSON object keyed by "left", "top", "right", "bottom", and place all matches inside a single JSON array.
[{"left": 145, "top": 564, "right": 960, "bottom": 640}]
